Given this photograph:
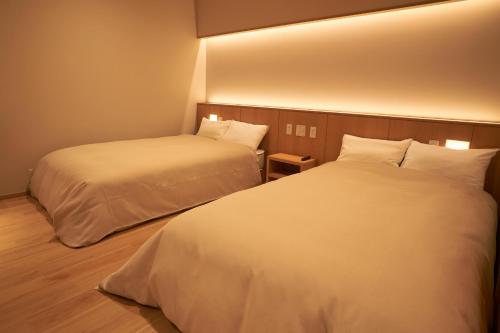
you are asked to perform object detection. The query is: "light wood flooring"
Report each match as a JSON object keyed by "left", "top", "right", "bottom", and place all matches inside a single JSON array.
[{"left": 0, "top": 195, "right": 181, "bottom": 333}]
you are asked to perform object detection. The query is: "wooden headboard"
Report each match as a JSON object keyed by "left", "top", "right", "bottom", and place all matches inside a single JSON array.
[{"left": 198, "top": 103, "right": 500, "bottom": 202}]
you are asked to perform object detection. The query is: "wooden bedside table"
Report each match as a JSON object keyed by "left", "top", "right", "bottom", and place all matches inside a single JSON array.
[{"left": 266, "top": 153, "right": 316, "bottom": 182}]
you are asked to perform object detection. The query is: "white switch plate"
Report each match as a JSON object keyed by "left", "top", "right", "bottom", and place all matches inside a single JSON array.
[
  {"left": 286, "top": 123, "right": 293, "bottom": 135},
  {"left": 309, "top": 126, "right": 317, "bottom": 138},
  {"left": 429, "top": 139, "right": 440, "bottom": 146},
  {"left": 296, "top": 125, "right": 306, "bottom": 137}
]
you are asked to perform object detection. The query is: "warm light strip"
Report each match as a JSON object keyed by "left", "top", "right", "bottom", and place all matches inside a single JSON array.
[
  {"left": 202, "top": 102, "right": 500, "bottom": 126},
  {"left": 202, "top": 0, "right": 463, "bottom": 40}
]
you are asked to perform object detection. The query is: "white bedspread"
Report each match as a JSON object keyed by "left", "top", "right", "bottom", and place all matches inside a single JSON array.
[
  {"left": 100, "top": 161, "right": 497, "bottom": 332},
  {"left": 30, "top": 135, "right": 261, "bottom": 247}
]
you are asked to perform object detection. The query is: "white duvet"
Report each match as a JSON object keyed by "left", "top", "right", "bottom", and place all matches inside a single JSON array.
[
  {"left": 30, "top": 135, "right": 261, "bottom": 247},
  {"left": 100, "top": 161, "right": 497, "bottom": 332}
]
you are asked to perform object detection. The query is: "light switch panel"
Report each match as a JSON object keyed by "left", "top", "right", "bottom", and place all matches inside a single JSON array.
[
  {"left": 309, "top": 126, "right": 317, "bottom": 138},
  {"left": 286, "top": 123, "right": 293, "bottom": 135},
  {"left": 296, "top": 125, "right": 306, "bottom": 137}
]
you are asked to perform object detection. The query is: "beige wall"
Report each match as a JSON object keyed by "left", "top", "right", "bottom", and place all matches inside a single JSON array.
[
  {"left": 196, "top": 0, "right": 444, "bottom": 37},
  {"left": 206, "top": 0, "right": 500, "bottom": 122},
  {"left": 0, "top": 0, "right": 205, "bottom": 195}
]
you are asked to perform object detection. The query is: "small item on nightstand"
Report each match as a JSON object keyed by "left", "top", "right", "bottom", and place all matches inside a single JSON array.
[{"left": 301, "top": 155, "right": 311, "bottom": 161}]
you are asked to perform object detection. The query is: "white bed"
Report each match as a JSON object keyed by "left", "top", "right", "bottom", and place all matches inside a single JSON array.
[
  {"left": 30, "top": 134, "right": 261, "bottom": 247},
  {"left": 100, "top": 161, "right": 497, "bottom": 332}
]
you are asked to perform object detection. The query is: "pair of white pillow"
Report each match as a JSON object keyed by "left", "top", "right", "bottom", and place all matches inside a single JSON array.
[
  {"left": 337, "top": 134, "right": 498, "bottom": 189},
  {"left": 197, "top": 117, "right": 268, "bottom": 150}
]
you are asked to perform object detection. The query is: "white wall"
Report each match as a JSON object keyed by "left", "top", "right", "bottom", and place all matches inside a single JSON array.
[{"left": 206, "top": 0, "right": 500, "bottom": 122}]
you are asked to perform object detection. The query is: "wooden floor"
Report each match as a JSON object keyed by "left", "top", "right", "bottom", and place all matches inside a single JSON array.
[{"left": 0, "top": 195, "right": 181, "bottom": 333}]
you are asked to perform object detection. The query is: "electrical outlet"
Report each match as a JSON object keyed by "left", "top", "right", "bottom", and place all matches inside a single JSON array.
[
  {"left": 286, "top": 123, "right": 293, "bottom": 135},
  {"left": 309, "top": 126, "right": 317, "bottom": 138},
  {"left": 295, "top": 125, "right": 306, "bottom": 137},
  {"left": 429, "top": 139, "right": 440, "bottom": 146}
]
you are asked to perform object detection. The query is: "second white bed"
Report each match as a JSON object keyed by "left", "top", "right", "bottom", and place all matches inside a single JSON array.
[{"left": 30, "top": 135, "right": 261, "bottom": 247}]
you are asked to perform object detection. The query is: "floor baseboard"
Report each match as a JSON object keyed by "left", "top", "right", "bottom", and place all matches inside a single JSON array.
[{"left": 0, "top": 192, "right": 27, "bottom": 200}]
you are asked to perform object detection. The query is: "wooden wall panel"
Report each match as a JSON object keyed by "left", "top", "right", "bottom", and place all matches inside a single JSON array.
[
  {"left": 388, "top": 119, "right": 434, "bottom": 142},
  {"left": 325, "top": 114, "right": 390, "bottom": 161},
  {"left": 278, "top": 110, "right": 328, "bottom": 163},
  {"left": 196, "top": 0, "right": 450, "bottom": 37},
  {"left": 472, "top": 125, "right": 500, "bottom": 148},
  {"left": 388, "top": 119, "right": 474, "bottom": 145},
  {"left": 240, "top": 107, "right": 280, "bottom": 154},
  {"left": 197, "top": 103, "right": 500, "bottom": 198},
  {"left": 426, "top": 122, "right": 473, "bottom": 145}
]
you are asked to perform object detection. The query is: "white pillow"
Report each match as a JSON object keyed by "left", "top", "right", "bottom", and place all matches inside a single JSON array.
[
  {"left": 196, "top": 117, "right": 230, "bottom": 139},
  {"left": 337, "top": 134, "right": 412, "bottom": 167},
  {"left": 401, "top": 141, "right": 498, "bottom": 189},
  {"left": 219, "top": 120, "right": 269, "bottom": 150}
]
